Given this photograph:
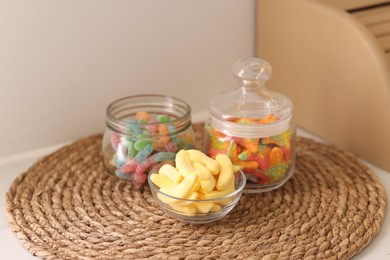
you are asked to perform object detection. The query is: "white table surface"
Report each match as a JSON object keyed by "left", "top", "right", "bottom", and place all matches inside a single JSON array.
[{"left": 0, "top": 129, "right": 389, "bottom": 259}]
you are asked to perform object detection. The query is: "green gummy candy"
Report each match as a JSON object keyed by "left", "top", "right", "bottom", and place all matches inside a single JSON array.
[
  {"left": 265, "top": 162, "right": 288, "bottom": 178},
  {"left": 136, "top": 133, "right": 152, "bottom": 139},
  {"left": 172, "top": 137, "right": 185, "bottom": 150},
  {"left": 127, "top": 141, "right": 138, "bottom": 158},
  {"left": 238, "top": 151, "right": 249, "bottom": 160},
  {"left": 137, "top": 119, "right": 147, "bottom": 124},
  {"left": 157, "top": 114, "right": 170, "bottom": 123},
  {"left": 134, "top": 139, "right": 153, "bottom": 151}
]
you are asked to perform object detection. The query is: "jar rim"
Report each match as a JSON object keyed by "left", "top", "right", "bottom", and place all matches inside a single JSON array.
[
  {"left": 106, "top": 94, "right": 192, "bottom": 135},
  {"left": 210, "top": 114, "right": 292, "bottom": 138}
]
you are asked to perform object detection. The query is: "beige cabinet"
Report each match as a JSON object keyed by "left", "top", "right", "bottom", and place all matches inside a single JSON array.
[{"left": 257, "top": 0, "right": 390, "bottom": 170}]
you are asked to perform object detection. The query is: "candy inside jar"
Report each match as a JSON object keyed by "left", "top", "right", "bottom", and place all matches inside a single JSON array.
[
  {"left": 102, "top": 95, "right": 195, "bottom": 187},
  {"left": 205, "top": 115, "right": 295, "bottom": 192},
  {"left": 204, "top": 58, "right": 296, "bottom": 193}
]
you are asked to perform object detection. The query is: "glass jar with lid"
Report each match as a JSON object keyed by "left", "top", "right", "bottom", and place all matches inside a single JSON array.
[
  {"left": 102, "top": 94, "right": 195, "bottom": 187},
  {"left": 204, "top": 58, "right": 296, "bottom": 193}
]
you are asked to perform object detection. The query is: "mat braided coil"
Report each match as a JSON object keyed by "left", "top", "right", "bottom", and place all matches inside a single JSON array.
[{"left": 6, "top": 123, "right": 387, "bottom": 259}]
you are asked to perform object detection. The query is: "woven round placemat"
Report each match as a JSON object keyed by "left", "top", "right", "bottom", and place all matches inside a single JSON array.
[{"left": 6, "top": 123, "right": 387, "bottom": 259}]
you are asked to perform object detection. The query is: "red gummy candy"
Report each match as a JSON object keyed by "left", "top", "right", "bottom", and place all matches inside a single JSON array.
[
  {"left": 135, "top": 158, "right": 155, "bottom": 175},
  {"left": 282, "top": 147, "right": 291, "bottom": 161},
  {"left": 131, "top": 172, "right": 147, "bottom": 186},
  {"left": 120, "top": 160, "right": 137, "bottom": 174}
]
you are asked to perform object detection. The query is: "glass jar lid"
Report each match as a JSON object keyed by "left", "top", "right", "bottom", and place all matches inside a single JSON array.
[{"left": 209, "top": 58, "right": 293, "bottom": 138}]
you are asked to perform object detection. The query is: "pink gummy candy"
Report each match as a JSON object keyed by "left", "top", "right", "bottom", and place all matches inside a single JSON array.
[
  {"left": 120, "top": 160, "right": 137, "bottom": 174},
  {"left": 131, "top": 172, "right": 147, "bottom": 187},
  {"left": 165, "top": 142, "right": 178, "bottom": 152},
  {"left": 135, "top": 157, "right": 156, "bottom": 175}
]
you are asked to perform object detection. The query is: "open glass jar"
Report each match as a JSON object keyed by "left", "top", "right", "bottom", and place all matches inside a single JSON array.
[
  {"left": 102, "top": 94, "right": 195, "bottom": 187},
  {"left": 204, "top": 58, "right": 296, "bottom": 193}
]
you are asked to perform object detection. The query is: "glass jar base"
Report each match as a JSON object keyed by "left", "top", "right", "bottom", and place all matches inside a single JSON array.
[
  {"left": 162, "top": 209, "right": 232, "bottom": 224},
  {"left": 243, "top": 166, "right": 294, "bottom": 193}
]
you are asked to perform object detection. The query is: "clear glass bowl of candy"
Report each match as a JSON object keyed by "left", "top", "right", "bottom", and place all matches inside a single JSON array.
[
  {"left": 102, "top": 94, "right": 195, "bottom": 187},
  {"left": 204, "top": 58, "right": 296, "bottom": 193},
  {"left": 147, "top": 149, "right": 246, "bottom": 224}
]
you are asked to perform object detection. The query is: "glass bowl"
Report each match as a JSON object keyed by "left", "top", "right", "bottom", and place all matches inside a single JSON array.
[{"left": 148, "top": 161, "right": 246, "bottom": 224}]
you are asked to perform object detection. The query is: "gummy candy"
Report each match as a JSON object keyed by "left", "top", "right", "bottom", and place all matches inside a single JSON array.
[
  {"left": 206, "top": 115, "right": 293, "bottom": 186},
  {"left": 108, "top": 111, "right": 193, "bottom": 186}
]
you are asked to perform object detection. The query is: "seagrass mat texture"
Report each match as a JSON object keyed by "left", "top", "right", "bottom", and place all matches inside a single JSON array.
[{"left": 6, "top": 123, "right": 387, "bottom": 260}]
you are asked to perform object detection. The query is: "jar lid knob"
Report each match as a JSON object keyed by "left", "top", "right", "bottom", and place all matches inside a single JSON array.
[{"left": 232, "top": 57, "right": 272, "bottom": 82}]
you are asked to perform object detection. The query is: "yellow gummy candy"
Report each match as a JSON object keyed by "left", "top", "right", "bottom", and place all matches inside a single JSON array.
[
  {"left": 192, "top": 161, "right": 211, "bottom": 179},
  {"left": 159, "top": 164, "right": 183, "bottom": 183},
  {"left": 150, "top": 173, "right": 176, "bottom": 189},
  {"left": 215, "top": 198, "right": 233, "bottom": 206},
  {"left": 172, "top": 192, "right": 198, "bottom": 206},
  {"left": 170, "top": 204, "right": 197, "bottom": 216},
  {"left": 187, "top": 149, "right": 220, "bottom": 175},
  {"left": 160, "top": 173, "right": 198, "bottom": 199},
  {"left": 210, "top": 204, "right": 222, "bottom": 212},
  {"left": 175, "top": 150, "right": 200, "bottom": 177},
  {"left": 192, "top": 182, "right": 200, "bottom": 192},
  {"left": 158, "top": 189, "right": 198, "bottom": 205},
  {"left": 233, "top": 165, "right": 241, "bottom": 173},
  {"left": 192, "top": 161, "right": 216, "bottom": 192},
  {"left": 215, "top": 154, "right": 235, "bottom": 191},
  {"left": 202, "top": 185, "right": 235, "bottom": 200},
  {"left": 157, "top": 192, "right": 178, "bottom": 204},
  {"left": 200, "top": 178, "right": 216, "bottom": 193},
  {"left": 193, "top": 202, "right": 215, "bottom": 213}
]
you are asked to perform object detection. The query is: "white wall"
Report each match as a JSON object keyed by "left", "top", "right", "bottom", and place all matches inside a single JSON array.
[{"left": 0, "top": 0, "right": 255, "bottom": 157}]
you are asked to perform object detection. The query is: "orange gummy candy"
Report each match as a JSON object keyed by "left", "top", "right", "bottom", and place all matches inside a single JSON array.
[
  {"left": 269, "top": 147, "right": 283, "bottom": 168},
  {"left": 135, "top": 111, "right": 151, "bottom": 122},
  {"left": 258, "top": 115, "right": 279, "bottom": 124},
  {"left": 158, "top": 124, "right": 169, "bottom": 135}
]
